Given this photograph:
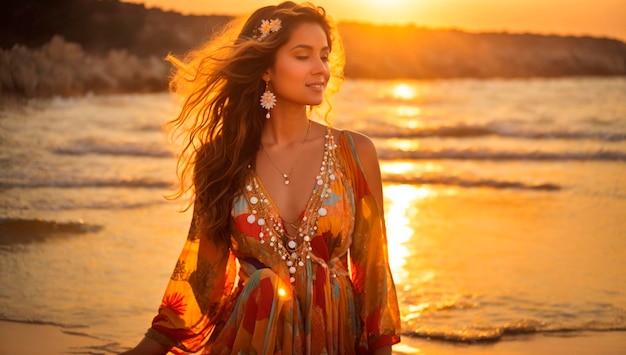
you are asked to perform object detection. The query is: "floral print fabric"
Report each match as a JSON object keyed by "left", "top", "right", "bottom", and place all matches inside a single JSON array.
[{"left": 148, "top": 131, "right": 401, "bottom": 354}]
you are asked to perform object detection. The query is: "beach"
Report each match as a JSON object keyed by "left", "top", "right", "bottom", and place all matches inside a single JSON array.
[
  {"left": 0, "top": 320, "right": 107, "bottom": 355},
  {"left": 1, "top": 78, "right": 625, "bottom": 354},
  {"left": 1, "top": 320, "right": 625, "bottom": 354}
]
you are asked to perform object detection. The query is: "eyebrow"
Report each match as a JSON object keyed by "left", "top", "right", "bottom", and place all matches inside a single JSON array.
[{"left": 289, "top": 44, "right": 330, "bottom": 51}]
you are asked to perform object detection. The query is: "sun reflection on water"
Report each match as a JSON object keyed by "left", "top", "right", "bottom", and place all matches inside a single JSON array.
[
  {"left": 386, "top": 138, "right": 421, "bottom": 152},
  {"left": 381, "top": 161, "right": 415, "bottom": 175},
  {"left": 392, "top": 83, "right": 417, "bottom": 100},
  {"left": 395, "top": 106, "right": 422, "bottom": 118},
  {"left": 384, "top": 184, "right": 435, "bottom": 284}
]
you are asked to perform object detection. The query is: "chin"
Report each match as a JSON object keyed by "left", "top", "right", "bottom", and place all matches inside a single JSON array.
[{"left": 307, "top": 97, "right": 325, "bottom": 106}]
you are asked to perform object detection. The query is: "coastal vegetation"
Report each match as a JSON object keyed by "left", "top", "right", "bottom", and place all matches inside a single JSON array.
[{"left": 2, "top": 0, "right": 625, "bottom": 97}]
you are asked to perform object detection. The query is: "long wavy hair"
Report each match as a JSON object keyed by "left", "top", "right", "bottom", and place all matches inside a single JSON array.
[{"left": 165, "top": 2, "right": 345, "bottom": 245}]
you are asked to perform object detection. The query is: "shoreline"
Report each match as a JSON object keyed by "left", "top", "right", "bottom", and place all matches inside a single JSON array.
[
  {"left": 0, "top": 320, "right": 118, "bottom": 355},
  {"left": 396, "top": 331, "right": 626, "bottom": 354},
  {"left": 1, "top": 320, "right": 624, "bottom": 355}
]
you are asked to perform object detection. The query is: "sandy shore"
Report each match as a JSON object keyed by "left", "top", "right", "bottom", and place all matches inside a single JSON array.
[
  {"left": 1, "top": 320, "right": 624, "bottom": 355},
  {"left": 0, "top": 320, "right": 118, "bottom": 355}
]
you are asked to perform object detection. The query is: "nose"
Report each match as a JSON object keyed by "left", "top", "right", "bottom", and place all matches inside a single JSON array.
[{"left": 311, "top": 56, "right": 328, "bottom": 76}]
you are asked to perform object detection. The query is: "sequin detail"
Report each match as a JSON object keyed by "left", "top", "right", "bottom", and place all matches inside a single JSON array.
[{"left": 245, "top": 129, "right": 338, "bottom": 283}]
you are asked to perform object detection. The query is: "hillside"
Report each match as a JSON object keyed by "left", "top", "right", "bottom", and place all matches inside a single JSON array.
[
  {"left": 2, "top": 0, "right": 625, "bottom": 97},
  {"left": 341, "top": 23, "right": 626, "bottom": 79}
]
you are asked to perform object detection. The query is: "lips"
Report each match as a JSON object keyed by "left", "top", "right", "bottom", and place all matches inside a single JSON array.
[{"left": 306, "top": 82, "right": 325, "bottom": 91}]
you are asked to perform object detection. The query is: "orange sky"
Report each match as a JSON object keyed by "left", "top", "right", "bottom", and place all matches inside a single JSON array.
[{"left": 122, "top": 0, "right": 626, "bottom": 41}]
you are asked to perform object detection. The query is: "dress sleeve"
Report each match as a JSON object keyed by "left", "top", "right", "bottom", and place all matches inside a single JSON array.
[
  {"left": 341, "top": 132, "right": 401, "bottom": 352},
  {"left": 146, "top": 207, "right": 237, "bottom": 354}
]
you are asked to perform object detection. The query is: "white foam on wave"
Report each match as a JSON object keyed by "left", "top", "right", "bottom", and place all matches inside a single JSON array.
[
  {"left": 379, "top": 147, "right": 626, "bottom": 161},
  {"left": 52, "top": 137, "right": 172, "bottom": 157}
]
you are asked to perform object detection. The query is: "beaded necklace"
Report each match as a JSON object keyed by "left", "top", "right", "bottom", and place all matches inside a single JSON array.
[{"left": 245, "top": 128, "right": 337, "bottom": 283}]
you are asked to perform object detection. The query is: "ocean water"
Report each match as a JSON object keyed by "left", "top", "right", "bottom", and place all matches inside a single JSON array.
[{"left": 1, "top": 77, "right": 625, "bottom": 353}]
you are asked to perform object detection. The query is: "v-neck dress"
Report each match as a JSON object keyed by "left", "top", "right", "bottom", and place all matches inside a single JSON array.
[{"left": 147, "top": 131, "right": 401, "bottom": 355}]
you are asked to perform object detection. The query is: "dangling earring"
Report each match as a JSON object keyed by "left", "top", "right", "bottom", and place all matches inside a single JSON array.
[{"left": 260, "top": 81, "right": 276, "bottom": 119}]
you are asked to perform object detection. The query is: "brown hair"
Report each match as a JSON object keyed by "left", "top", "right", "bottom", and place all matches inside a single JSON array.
[{"left": 165, "top": 2, "right": 345, "bottom": 245}]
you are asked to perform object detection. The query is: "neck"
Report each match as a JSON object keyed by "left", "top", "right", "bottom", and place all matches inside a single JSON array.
[{"left": 262, "top": 105, "right": 310, "bottom": 146}]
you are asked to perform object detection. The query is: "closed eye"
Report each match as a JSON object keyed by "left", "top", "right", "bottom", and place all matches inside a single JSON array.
[{"left": 295, "top": 55, "right": 329, "bottom": 62}]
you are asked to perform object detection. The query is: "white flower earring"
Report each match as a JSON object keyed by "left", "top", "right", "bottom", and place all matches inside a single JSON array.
[{"left": 260, "top": 81, "right": 276, "bottom": 119}]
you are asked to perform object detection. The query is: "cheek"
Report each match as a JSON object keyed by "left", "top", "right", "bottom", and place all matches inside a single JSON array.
[
  {"left": 273, "top": 62, "right": 306, "bottom": 87},
  {"left": 288, "top": 60, "right": 310, "bottom": 79}
]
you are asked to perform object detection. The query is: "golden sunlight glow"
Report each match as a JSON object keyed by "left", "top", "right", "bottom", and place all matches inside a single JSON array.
[
  {"left": 347, "top": 0, "right": 416, "bottom": 24},
  {"left": 392, "top": 84, "right": 416, "bottom": 100},
  {"left": 121, "top": 0, "right": 626, "bottom": 41},
  {"left": 382, "top": 161, "right": 445, "bottom": 175},
  {"left": 362, "top": 0, "right": 411, "bottom": 4},
  {"left": 381, "top": 161, "right": 415, "bottom": 175},
  {"left": 404, "top": 118, "right": 424, "bottom": 128},
  {"left": 420, "top": 162, "right": 444, "bottom": 173},
  {"left": 395, "top": 106, "right": 422, "bottom": 118},
  {"left": 384, "top": 184, "right": 435, "bottom": 283},
  {"left": 386, "top": 139, "right": 420, "bottom": 153},
  {"left": 277, "top": 287, "right": 287, "bottom": 298}
]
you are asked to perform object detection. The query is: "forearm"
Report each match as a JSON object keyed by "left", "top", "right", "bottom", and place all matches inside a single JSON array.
[{"left": 119, "top": 336, "right": 168, "bottom": 355}]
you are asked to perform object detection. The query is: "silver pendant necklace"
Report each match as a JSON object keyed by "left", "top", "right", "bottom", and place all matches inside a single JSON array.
[{"left": 261, "top": 120, "right": 311, "bottom": 185}]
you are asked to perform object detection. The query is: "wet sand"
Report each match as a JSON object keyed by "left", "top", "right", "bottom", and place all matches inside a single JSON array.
[
  {"left": 1, "top": 320, "right": 624, "bottom": 355},
  {"left": 0, "top": 320, "right": 115, "bottom": 355}
]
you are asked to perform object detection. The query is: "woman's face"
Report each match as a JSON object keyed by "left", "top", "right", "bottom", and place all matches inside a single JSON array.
[{"left": 264, "top": 22, "right": 330, "bottom": 108}]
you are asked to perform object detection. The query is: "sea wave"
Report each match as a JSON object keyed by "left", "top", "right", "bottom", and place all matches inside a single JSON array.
[
  {"left": 362, "top": 124, "right": 626, "bottom": 142},
  {"left": 403, "top": 321, "right": 626, "bottom": 344},
  {"left": 379, "top": 148, "right": 626, "bottom": 161},
  {"left": 0, "top": 177, "right": 172, "bottom": 189},
  {"left": 53, "top": 137, "right": 172, "bottom": 157},
  {"left": 384, "top": 174, "right": 561, "bottom": 191},
  {"left": 1, "top": 175, "right": 558, "bottom": 191},
  {"left": 0, "top": 218, "right": 103, "bottom": 244}
]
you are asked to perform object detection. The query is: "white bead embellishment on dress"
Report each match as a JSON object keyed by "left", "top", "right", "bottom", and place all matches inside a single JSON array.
[{"left": 244, "top": 128, "right": 338, "bottom": 283}]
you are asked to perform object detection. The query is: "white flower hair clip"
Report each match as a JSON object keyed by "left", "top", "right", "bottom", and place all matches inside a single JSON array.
[{"left": 256, "top": 18, "right": 282, "bottom": 41}]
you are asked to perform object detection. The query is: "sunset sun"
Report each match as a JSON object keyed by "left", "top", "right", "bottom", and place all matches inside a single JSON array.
[
  {"left": 351, "top": 0, "right": 416, "bottom": 23},
  {"left": 363, "top": 0, "right": 410, "bottom": 5}
]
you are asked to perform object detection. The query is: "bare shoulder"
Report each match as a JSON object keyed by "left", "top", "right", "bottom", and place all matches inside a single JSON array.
[
  {"left": 341, "top": 129, "right": 379, "bottom": 165},
  {"left": 339, "top": 129, "right": 384, "bottom": 208}
]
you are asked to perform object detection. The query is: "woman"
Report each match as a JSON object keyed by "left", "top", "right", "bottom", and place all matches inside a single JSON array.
[{"left": 121, "top": 2, "right": 400, "bottom": 354}]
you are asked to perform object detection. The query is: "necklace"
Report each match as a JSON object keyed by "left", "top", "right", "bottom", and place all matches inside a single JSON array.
[
  {"left": 283, "top": 217, "right": 300, "bottom": 230},
  {"left": 261, "top": 120, "right": 311, "bottom": 185},
  {"left": 245, "top": 128, "right": 338, "bottom": 283}
]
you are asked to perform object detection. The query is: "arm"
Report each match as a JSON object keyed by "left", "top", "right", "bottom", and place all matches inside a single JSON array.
[
  {"left": 349, "top": 131, "right": 385, "bottom": 213},
  {"left": 343, "top": 131, "right": 401, "bottom": 352}
]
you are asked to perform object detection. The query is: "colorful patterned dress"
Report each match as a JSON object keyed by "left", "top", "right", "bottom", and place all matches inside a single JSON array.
[{"left": 146, "top": 130, "right": 401, "bottom": 354}]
